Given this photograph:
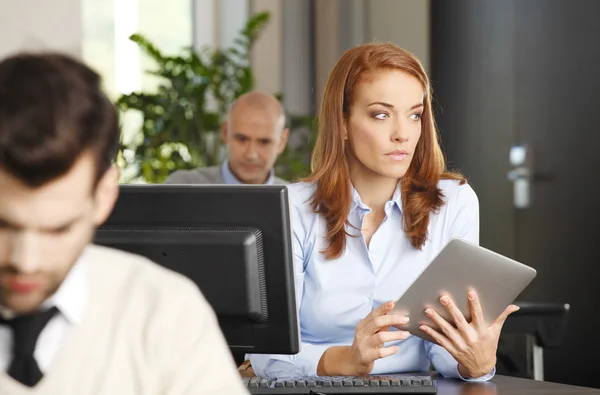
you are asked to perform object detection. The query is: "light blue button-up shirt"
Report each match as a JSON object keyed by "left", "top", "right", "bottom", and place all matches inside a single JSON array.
[
  {"left": 220, "top": 160, "right": 275, "bottom": 185},
  {"left": 249, "top": 179, "right": 495, "bottom": 381}
]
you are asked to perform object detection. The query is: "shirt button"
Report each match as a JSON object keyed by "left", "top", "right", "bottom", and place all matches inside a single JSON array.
[{"left": 367, "top": 293, "right": 373, "bottom": 300}]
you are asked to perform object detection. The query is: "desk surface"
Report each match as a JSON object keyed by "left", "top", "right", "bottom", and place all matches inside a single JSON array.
[{"left": 434, "top": 374, "right": 600, "bottom": 395}]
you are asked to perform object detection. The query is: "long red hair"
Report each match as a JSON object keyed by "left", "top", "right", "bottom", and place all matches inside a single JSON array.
[{"left": 304, "top": 42, "right": 465, "bottom": 260}]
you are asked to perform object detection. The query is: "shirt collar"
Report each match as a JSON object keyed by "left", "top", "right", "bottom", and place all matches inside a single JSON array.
[
  {"left": 0, "top": 254, "right": 87, "bottom": 324},
  {"left": 350, "top": 181, "right": 403, "bottom": 215},
  {"left": 221, "top": 160, "right": 275, "bottom": 185},
  {"left": 46, "top": 254, "right": 87, "bottom": 325}
]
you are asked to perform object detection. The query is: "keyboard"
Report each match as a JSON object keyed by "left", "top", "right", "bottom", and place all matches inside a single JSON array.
[{"left": 242, "top": 375, "right": 437, "bottom": 394}]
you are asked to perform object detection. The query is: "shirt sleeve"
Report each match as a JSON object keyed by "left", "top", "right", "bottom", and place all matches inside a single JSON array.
[
  {"left": 248, "top": 237, "right": 328, "bottom": 378},
  {"left": 424, "top": 341, "right": 495, "bottom": 381},
  {"left": 448, "top": 183, "right": 480, "bottom": 245},
  {"left": 248, "top": 186, "right": 328, "bottom": 378},
  {"left": 248, "top": 236, "right": 330, "bottom": 378},
  {"left": 162, "top": 281, "right": 249, "bottom": 395},
  {"left": 248, "top": 249, "right": 331, "bottom": 378},
  {"left": 163, "top": 170, "right": 189, "bottom": 184},
  {"left": 248, "top": 257, "right": 331, "bottom": 378},
  {"left": 427, "top": 183, "right": 494, "bottom": 382},
  {"left": 249, "top": 343, "right": 332, "bottom": 378}
]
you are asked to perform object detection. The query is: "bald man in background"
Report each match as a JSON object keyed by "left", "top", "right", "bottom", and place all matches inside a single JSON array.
[{"left": 165, "top": 91, "right": 289, "bottom": 185}]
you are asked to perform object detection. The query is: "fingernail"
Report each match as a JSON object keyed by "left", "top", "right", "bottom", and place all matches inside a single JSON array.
[
  {"left": 425, "top": 309, "right": 433, "bottom": 317},
  {"left": 386, "top": 301, "right": 394, "bottom": 308},
  {"left": 419, "top": 325, "right": 427, "bottom": 331},
  {"left": 440, "top": 296, "right": 449, "bottom": 305},
  {"left": 468, "top": 291, "right": 476, "bottom": 300},
  {"left": 399, "top": 316, "right": 410, "bottom": 324}
]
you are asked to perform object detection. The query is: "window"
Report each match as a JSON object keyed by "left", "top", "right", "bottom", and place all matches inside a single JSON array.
[{"left": 82, "top": 0, "right": 193, "bottom": 181}]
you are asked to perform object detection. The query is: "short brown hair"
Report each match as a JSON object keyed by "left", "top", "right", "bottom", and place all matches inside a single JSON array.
[
  {"left": 305, "top": 42, "right": 465, "bottom": 259},
  {"left": 0, "top": 52, "right": 119, "bottom": 187}
]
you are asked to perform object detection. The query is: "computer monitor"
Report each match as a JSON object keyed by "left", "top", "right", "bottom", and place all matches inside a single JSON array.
[{"left": 93, "top": 184, "right": 299, "bottom": 355}]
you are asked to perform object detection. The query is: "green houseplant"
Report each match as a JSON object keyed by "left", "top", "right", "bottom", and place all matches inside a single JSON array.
[{"left": 116, "top": 12, "right": 316, "bottom": 184}]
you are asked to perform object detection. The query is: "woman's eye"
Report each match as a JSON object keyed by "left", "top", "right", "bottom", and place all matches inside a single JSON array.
[
  {"left": 374, "top": 113, "right": 389, "bottom": 120},
  {"left": 410, "top": 113, "right": 422, "bottom": 121}
]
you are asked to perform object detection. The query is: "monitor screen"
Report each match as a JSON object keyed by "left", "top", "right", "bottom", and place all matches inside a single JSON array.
[{"left": 94, "top": 184, "right": 299, "bottom": 355}]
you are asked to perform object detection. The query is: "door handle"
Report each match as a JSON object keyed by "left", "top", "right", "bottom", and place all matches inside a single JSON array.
[{"left": 507, "top": 144, "right": 532, "bottom": 208}]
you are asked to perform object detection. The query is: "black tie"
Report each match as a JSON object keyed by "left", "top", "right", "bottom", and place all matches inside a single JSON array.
[{"left": 0, "top": 306, "right": 59, "bottom": 387}]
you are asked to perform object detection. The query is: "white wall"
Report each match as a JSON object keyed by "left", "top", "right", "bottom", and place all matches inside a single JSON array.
[
  {"left": 0, "top": 0, "right": 83, "bottom": 60},
  {"left": 217, "top": 0, "right": 249, "bottom": 49},
  {"left": 193, "top": 0, "right": 217, "bottom": 50},
  {"left": 0, "top": 0, "right": 431, "bottom": 109},
  {"left": 281, "top": 0, "right": 313, "bottom": 115},
  {"left": 312, "top": 0, "right": 430, "bottom": 110},
  {"left": 366, "top": 0, "right": 430, "bottom": 72},
  {"left": 250, "top": 0, "right": 282, "bottom": 96},
  {"left": 314, "top": 0, "right": 341, "bottom": 111}
]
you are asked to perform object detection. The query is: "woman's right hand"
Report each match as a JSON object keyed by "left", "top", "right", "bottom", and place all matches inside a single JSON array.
[
  {"left": 318, "top": 300, "right": 411, "bottom": 376},
  {"left": 349, "top": 300, "right": 411, "bottom": 375}
]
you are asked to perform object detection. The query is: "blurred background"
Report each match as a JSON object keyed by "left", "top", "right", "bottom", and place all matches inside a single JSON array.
[{"left": 1, "top": 0, "right": 599, "bottom": 389}]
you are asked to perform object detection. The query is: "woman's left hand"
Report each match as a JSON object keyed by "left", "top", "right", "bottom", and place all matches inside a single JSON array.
[{"left": 419, "top": 291, "right": 520, "bottom": 378}]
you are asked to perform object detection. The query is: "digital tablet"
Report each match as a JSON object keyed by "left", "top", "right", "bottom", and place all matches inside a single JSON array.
[{"left": 390, "top": 238, "right": 537, "bottom": 343}]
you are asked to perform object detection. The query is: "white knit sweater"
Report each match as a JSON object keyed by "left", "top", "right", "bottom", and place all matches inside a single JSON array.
[{"left": 0, "top": 245, "right": 248, "bottom": 395}]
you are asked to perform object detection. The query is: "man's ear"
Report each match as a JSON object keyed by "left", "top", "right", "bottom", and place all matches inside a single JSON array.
[
  {"left": 93, "top": 166, "right": 120, "bottom": 226},
  {"left": 278, "top": 128, "right": 289, "bottom": 154},
  {"left": 221, "top": 121, "right": 229, "bottom": 144}
]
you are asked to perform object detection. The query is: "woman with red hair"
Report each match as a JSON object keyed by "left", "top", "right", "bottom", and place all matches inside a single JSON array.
[{"left": 248, "top": 43, "right": 518, "bottom": 381}]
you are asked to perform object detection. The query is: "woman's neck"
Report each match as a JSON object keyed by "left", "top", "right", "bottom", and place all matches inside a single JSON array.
[{"left": 349, "top": 163, "right": 399, "bottom": 212}]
